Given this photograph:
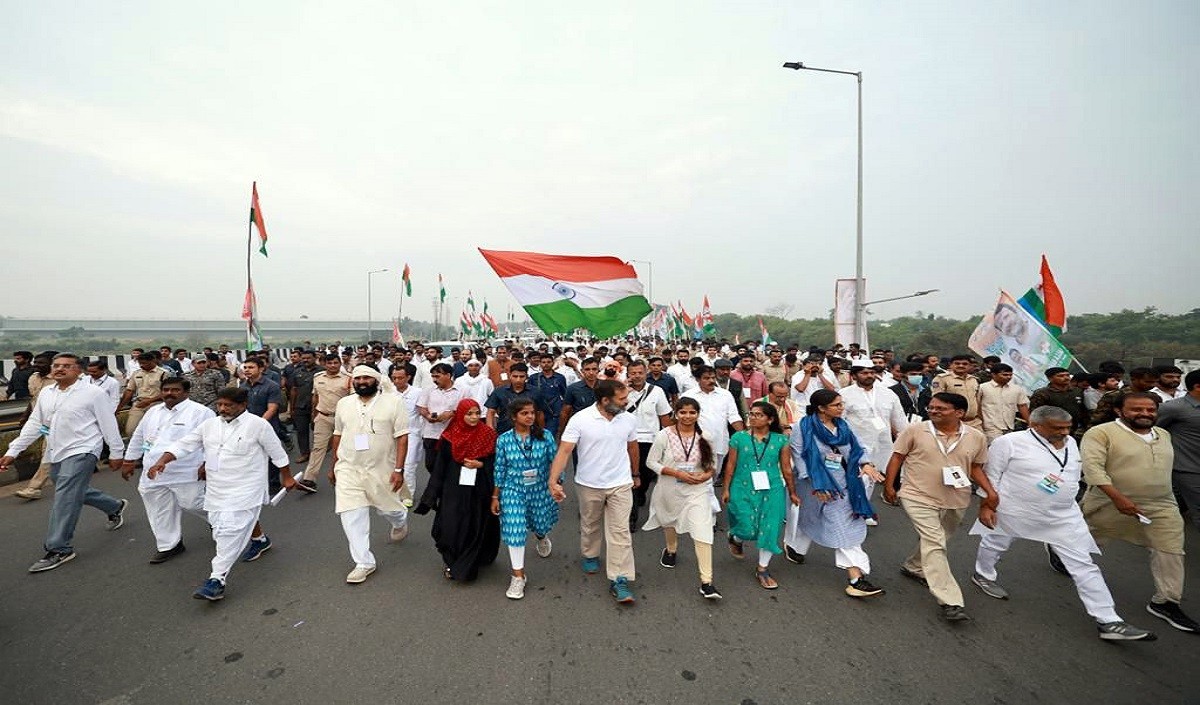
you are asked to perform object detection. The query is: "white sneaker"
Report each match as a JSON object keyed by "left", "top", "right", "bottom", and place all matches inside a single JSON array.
[
  {"left": 389, "top": 524, "right": 409, "bottom": 543},
  {"left": 346, "top": 565, "right": 376, "bottom": 584},
  {"left": 535, "top": 535, "right": 552, "bottom": 558},
  {"left": 14, "top": 487, "right": 42, "bottom": 500},
  {"left": 506, "top": 575, "right": 527, "bottom": 599},
  {"left": 865, "top": 517, "right": 878, "bottom": 527}
]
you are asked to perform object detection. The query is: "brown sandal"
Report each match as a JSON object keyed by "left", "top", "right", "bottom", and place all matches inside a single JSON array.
[
  {"left": 728, "top": 535, "right": 744, "bottom": 559},
  {"left": 756, "top": 568, "right": 778, "bottom": 590}
]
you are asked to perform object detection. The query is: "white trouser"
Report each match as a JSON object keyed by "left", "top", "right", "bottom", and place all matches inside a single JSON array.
[
  {"left": 509, "top": 544, "right": 525, "bottom": 571},
  {"left": 710, "top": 453, "right": 726, "bottom": 513},
  {"left": 139, "top": 482, "right": 206, "bottom": 551},
  {"left": 339, "top": 506, "right": 408, "bottom": 569},
  {"left": 402, "top": 442, "right": 424, "bottom": 502},
  {"left": 784, "top": 504, "right": 802, "bottom": 551},
  {"left": 975, "top": 533, "right": 1121, "bottom": 623},
  {"left": 209, "top": 508, "right": 261, "bottom": 583},
  {"left": 788, "top": 533, "right": 872, "bottom": 572}
]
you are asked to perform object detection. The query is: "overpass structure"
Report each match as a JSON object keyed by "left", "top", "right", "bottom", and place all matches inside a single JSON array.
[{"left": 0, "top": 318, "right": 387, "bottom": 341}]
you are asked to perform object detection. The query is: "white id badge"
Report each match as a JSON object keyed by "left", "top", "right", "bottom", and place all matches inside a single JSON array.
[
  {"left": 1136, "top": 513, "right": 1153, "bottom": 525},
  {"left": 676, "top": 462, "right": 696, "bottom": 482},
  {"left": 521, "top": 469, "right": 538, "bottom": 485},
  {"left": 742, "top": 388, "right": 752, "bottom": 399},
  {"left": 353, "top": 433, "right": 370, "bottom": 451},
  {"left": 942, "top": 465, "right": 971, "bottom": 488},
  {"left": 500, "top": 372, "right": 508, "bottom": 382},
  {"left": 459, "top": 466, "right": 478, "bottom": 486},
  {"left": 751, "top": 470, "right": 770, "bottom": 491},
  {"left": 908, "top": 413, "right": 923, "bottom": 424},
  {"left": 141, "top": 440, "right": 154, "bottom": 452}
]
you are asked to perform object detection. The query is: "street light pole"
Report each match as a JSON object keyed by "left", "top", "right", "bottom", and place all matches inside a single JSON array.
[
  {"left": 783, "top": 61, "right": 865, "bottom": 345},
  {"left": 366, "top": 268, "right": 388, "bottom": 342}
]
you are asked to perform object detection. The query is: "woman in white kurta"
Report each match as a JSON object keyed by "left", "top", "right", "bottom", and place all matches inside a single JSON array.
[
  {"left": 643, "top": 397, "right": 721, "bottom": 599},
  {"left": 331, "top": 365, "right": 411, "bottom": 584}
]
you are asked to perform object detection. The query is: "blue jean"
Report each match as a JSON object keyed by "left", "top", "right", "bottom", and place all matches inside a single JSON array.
[{"left": 46, "top": 453, "right": 122, "bottom": 554}]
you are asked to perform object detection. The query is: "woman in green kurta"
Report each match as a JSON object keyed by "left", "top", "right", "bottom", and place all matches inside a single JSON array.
[{"left": 721, "top": 402, "right": 800, "bottom": 589}]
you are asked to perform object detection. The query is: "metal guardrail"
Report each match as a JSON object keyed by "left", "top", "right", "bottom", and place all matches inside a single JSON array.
[{"left": 0, "top": 398, "right": 27, "bottom": 433}]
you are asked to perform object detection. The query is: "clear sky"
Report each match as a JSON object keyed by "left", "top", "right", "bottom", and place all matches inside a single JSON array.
[{"left": 2, "top": 1, "right": 1197, "bottom": 324}]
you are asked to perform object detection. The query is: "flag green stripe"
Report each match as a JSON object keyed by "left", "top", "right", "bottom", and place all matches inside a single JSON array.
[
  {"left": 524, "top": 295, "right": 651, "bottom": 338},
  {"left": 1017, "top": 288, "right": 1046, "bottom": 320}
]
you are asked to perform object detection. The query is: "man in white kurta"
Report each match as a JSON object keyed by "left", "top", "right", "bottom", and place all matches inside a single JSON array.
[
  {"left": 454, "top": 359, "right": 494, "bottom": 406},
  {"left": 122, "top": 377, "right": 214, "bottom": 562},
  {"left": 967, "top": 406, "right": 1155, "bottom": 640},
  {"left": 839, "top": 366, "right": 908, "bottom": 497},
  {"left": 331, "top": 366, "right": 411, "bottom": 584},
  {"left": 390, "top": 364, "right": 424, "bottom": 505},
  {"left": 151, "top": 387, "right": 294, "bottom": 601}
]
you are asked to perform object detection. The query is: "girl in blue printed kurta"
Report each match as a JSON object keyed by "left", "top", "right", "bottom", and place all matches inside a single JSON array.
[{"left": 491, "top": 398, "right": 559, "bottom": 600}]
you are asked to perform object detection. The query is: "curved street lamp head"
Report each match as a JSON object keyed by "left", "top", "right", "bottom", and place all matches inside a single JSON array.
[{"left": 782, "top": 61, "right": 805, "bottom": 70}]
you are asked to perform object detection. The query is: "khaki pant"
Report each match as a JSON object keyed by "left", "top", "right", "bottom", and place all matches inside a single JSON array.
[
  {"left": 303, "top": 414, "right": 336, "bottom": 482},
  {"left": 577, "top": 483, "right": 635, "bottom": 581},
  {"left": 901, "top": 498, "right": 967, "bottom": 607},
  {"left": 665, "top": 527, "right": 713, "bottom": 584},
  {"left": 1150, "top": 548, "right": 1184, "bottom": 604}
]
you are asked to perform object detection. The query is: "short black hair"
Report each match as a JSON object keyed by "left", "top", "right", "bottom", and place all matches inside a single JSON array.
[
  {"left": 161, "top": 376, "right": 191, "bottom": 391},
  {"left": 594, "top": 379, "right": 626, "bottom": 402},
  {"left": 932, "top": 391, "right": 969, "bottom": 412},
  {"left": 218, "top": 387, "right": 249, "bottom": 404},
  {"left": 900, "top": 362, "right": 925, "bottom": 374},
  {"left": 1184, "top": 370, "right": 1200, "bottom": 391},
  {"left": 1044, "top": 367, "right": 1069, "bottom": 378},
  {"left": 509, "top": 363, "right": 529, "bottom": 374},
  {"left": 991, "top": 363, "right": 1013, "bottom": 374},
  {"left": 950, "top": 354, "right": 975, "bottom": 364},
  {"left": 430, "top": 362, "right": 453, "bottom": 375}
]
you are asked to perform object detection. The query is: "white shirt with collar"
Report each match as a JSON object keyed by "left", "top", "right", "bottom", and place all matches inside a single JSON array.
[
  {"left": 1150, "top": 387, "right": 1186, "bottom": 402},
  {"left": 625, "top": 383, "right": 672, "bottom": 444},
  {"left": 164, "top": 411, "right": 290, "bottom": 511},
  {"left": 789, "top": 369, "right": 841, "bottom": 406},
  {"left": 561, "top": 404, "right": 639, "bottom": 489},
  {"left": 126, "top": 398, "right": 215, "bottom": 486},
  {"left": 840, "top": 383, "right": 908, "bottom": 466},
  {"left": 5, "top": 379, "right": 125, "bottom": 464},
  {"left": 86, "top": 374, "right": 122, "bottom": 410},
  {"left": 680, "top": 386, "right": 742, "bottom": 456}
]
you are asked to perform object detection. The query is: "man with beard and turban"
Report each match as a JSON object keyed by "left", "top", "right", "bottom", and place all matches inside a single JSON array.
[
  {"left": 327, "top": 365, "right": 412, "bottom": 584},
  {"left": 417, "top": 399, "right": 500, "bottom": 581}
]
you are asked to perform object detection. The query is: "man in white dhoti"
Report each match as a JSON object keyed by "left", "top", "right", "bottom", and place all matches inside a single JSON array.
[
  {"left": 330, "top": 365, "right": 411, "bottom": 584},
  {"left": 121, "top": 376, "right": 214, "bottom": 563},
  {"left": 148, "top": 387, "right": 295, "bottom": 601},
  {"left": 968, "top": 405, "right": 1156, "bottom": 641},
  {"left": 839, "top": 365, "right": 908, "bottom": 525}
]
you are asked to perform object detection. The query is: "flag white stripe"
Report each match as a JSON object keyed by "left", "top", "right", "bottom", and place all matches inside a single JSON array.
[{"left": 501, "top": 274, "right": 643, "bottom": 308}]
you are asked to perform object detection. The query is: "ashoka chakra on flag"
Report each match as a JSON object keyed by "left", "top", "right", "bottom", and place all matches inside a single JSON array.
[{"left": 479, "top": 249, "right": 652, "bottom": 338}]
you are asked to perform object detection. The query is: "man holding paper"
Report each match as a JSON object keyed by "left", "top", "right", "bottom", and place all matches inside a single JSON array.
[
  {"left": 328, "top": 365, "right": 411, "bottom": 584},
  {"left": 147, "top": 387, "right": 295, "bottom": 601},
  {"left": 1080, "top": 392, "right": 1199, "bottom": 634}
]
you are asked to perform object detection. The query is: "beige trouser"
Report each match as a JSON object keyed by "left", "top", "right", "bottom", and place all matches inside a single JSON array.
[
  {"left": 24, "top": 444, "right": 52, "bottom": 491},
  {"left": 1150, "top": 548, "right": 1185, "bottom": 603},
  {"left": 901, "top": 499, "right": 967, "bottom": 607},
  {"left": 577, "top": 483, "right": 636, "bottom": 581},
  {"left": 664, "top": 527, "right": 713, "bottom": 584},
  {"left": 303, "top": 414, "right": 336, "bottom": 482}
]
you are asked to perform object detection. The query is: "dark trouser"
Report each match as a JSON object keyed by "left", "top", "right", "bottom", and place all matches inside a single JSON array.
[
  {"left": 1174, "top": 471, "right": 1200, "bottom": 530},
  {"left": 292, "top": 407, "right": 312, "bottom": 455},
  {"left": 423, "top": 438, "right": 440, "bottom": 473},
  {"left": 268, "top": 462, "right": 281, "bottom": 496},
  {"left": 629, "top": 442, "right": 654, "bottom": 525}
]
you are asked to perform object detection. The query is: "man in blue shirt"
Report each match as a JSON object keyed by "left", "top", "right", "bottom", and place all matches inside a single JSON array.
[
  {"left": 484, "top": 363, "right": 548, "bottom": 435},
  {"left": 528, "top": 353, "right": 567, "bottom": 438}
]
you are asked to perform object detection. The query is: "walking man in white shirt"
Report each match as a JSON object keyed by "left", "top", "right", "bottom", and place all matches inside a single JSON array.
[
  {"left": 121, "top": 376, "right": 214, "bottom": 563},
  {"left": 390, "top": 363, "right": 424, "bottom": 505},
  {"left": 84, "top": 359, "right": 122, "bottom": 410},
  {"left": 840, "top": 365, "right": 908, "bottom": 524},
  {"left": 979, "top": 363, "right": 1031, "bottom": 443},
  {"left": 624, "top": 360, "right": 673, "bottom": 532},
  {"left": 329, "top": 365, "right": 411, "bottom": 583},
  {"left": 967, "top": 405, "right": 1156, "bottom": 641},
  {"left": 0, "top": 353, "right": 129, "bottom": 573},
  {"left": 147, "top": 387, "right": 295, "bottom": 601},
  {"left": 549, "top": 379, "right": 641, "bottom": 604},
  {"left": 681, "top": 367, "right": 745, "bottom": 477}
]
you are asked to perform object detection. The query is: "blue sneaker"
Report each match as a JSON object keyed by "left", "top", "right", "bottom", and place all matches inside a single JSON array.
[
  {"left": 581, "top": 556, "right": 601, "bottom": 574},
  {"left": 241, "top": 536, "right": 272, "bottom": 562},
  {"left": 610, "top": 576, "right": 635, "bottom": 604},
  {"left": 193, "top": 578, "right": 225, "bottom": 601}
]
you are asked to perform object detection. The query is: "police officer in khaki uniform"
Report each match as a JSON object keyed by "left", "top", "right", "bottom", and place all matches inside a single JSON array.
[
  {"left": 930, "top": 354, "right": 983, "bottom": 430},
  {"left": 298, "top": 353, "right": 351, "bottom": 492},
  {"left": 118, "top": 352, "right": 171, "bottom": 437}
]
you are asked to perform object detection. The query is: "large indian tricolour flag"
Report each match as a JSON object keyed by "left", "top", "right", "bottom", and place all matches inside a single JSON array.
[{"left": 479, "top": 249, "right": 652, "bottom": 338}]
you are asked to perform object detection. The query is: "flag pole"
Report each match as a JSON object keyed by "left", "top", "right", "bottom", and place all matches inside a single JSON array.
[
  {"left": 396, "top": 277, "right": 405, "bottom": 341},
  {"left": 245, "top": 192, "right": 254, "bottom": 353}
]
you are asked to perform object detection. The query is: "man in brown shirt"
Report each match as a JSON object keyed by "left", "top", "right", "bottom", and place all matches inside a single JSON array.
[
  {"left": 931, "top": 355, "right": 982, "bottom": 430},
  {"left": 486, "top": 344, "right": 513, "bottom": 389},
  {"left": 118, "top": 352, "right": 170, "bottom": 437},
  {"left": 300, "top": 353, "right": 351, "bottom": 490},
  {"left": 885, "top": 391, "right": 994, "bottom": 622},
  {"left": 760, "top": 349, "right": 789, "bottom": 386}
]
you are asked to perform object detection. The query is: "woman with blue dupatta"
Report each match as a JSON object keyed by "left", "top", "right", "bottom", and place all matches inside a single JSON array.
[{"left": 787, "top": 388, "right": 888, "bottom": 598}]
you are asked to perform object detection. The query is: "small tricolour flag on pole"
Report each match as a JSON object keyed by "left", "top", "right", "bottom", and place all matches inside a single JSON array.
[
  {"left": 758, "top": 317, "right": 775, "bottom": 347},
  {"left": 439, "top": 274, "right": 447, "bottom": 303},
  {"left": 250, "top": 182, "right": 269, "bottom": 256},
  {"left": 1017, "top": 255, "right": 1067, "bottom": 337},
  {"left": 699, "top": 296, "right": 716, "bottom": 336},
  {"left": 401, "top": 264, "right": 412, "bottom": 296},
  {"left": 479, "top": 249, "right": 652, "bottom": 338}
]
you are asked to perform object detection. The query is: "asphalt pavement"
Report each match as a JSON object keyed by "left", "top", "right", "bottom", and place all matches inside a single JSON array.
[{"left": 0, "top": 461, "right": 1197, "bottom": 705}]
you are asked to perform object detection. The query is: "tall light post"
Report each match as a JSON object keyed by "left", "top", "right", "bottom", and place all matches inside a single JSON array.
[
  {"left": 366, "top": 268, "right": 388, "bottom": 342},
  {"left": 783, "top": 60, "right": 864, "bottom": 344},
  {"left": 861, "top": 289, "right": 939, "bottom": 315},
  {"left": 628, "top": 259, "right": 654, "bottom": 305}
]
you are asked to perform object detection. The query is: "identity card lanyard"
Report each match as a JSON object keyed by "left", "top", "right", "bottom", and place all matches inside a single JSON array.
[
  {"left": 1027, "top": 430, "right": 1069, "bottom": 470},
  {"left": 749, "top": 433, "right": 770, "bottom": 467},
  {"left": 673, "top": 426, "right": 698, "bottom": 463},
  {"left": 927, "top": 421, "right": 963, "bottom": 457},
  {"left": 357, "top": 395, "right": 379, "bottom": 434}
]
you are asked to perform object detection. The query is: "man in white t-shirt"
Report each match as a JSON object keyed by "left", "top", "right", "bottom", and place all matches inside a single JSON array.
[{"left": 549, "top": 379, "right": 640, "bottom": 604}]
